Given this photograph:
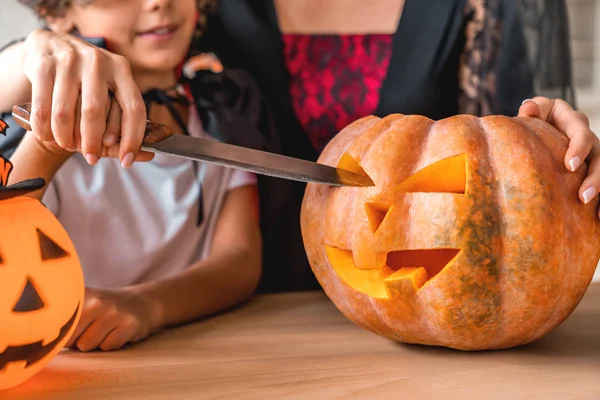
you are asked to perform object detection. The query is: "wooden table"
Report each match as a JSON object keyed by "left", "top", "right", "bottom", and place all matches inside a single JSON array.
[{"left": 5, "top": 283, "right": 599, "bottom": 399}]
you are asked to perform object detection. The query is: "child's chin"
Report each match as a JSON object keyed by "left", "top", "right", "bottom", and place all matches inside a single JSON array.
[{"left": 135, "top": 55, "right": 187, "bottom": 74}]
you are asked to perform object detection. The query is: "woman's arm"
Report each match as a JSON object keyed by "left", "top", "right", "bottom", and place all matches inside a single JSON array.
[
  {"left": 0, "top": 29, "right": 149, "bottom": 166},
  {"left": 135, "top": 183, "right": 263, "bottom": 328},
  {"left": 0, "top": 39, "right": 31, "bottom": 113}
]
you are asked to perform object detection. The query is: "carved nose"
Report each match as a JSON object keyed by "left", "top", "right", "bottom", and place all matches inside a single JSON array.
[{"left": 13, "top": 277, "right": 45, "bottom": 312}]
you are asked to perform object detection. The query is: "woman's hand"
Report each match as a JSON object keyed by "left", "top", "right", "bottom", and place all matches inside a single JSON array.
[
  {"left": 65, "top": 287, "right": 161, "bottom": 352},
  {"left": 22, "top": 29, "right": 153, "bottom": 167},
  {"left": 518, "top": 97, "right": 600, "bottom": 216}
]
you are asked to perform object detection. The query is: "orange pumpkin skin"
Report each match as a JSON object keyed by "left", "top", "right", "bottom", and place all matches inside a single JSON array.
[
  {"left": 300, "top": 114, "right": 600, "bottom": 351},
  {"left": 0, "top": 197, "right": 84, "bottom": 390}
]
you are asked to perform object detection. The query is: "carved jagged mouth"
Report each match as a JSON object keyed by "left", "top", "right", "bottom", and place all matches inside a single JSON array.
[
  {"left": 325, "top": 246, "right": 461, "bottom": 299},
  {"left": 0, "top": 303, "right": 80, "bottom": 371}
]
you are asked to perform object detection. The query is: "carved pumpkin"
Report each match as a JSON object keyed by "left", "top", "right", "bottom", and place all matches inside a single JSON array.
[
  {"left": 300, "top": 114, "right": 600, "bottom": 351},
  {"left": 0, "top": 154, "right": 84, "bottom": 390}
]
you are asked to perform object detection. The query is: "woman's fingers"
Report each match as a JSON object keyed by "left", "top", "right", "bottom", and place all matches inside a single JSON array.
[
  {"left": 49, "top": 41, "right": 81, "bottom": 151},
  {"left": 102, "top": 145, "right": 154, "bottom": 162},
  {"left": 23, "top": 31, "right": 56, "bottom": 142},
  {"left": 109, "top": 55, "right": 147, "bottom": 168},
  {"left": 579, "top": 145, "right": 600, "bottom": 205},
  {"left": 519, "top": 96, "right": 600, "bottom": 211},
  {"left": 22, "top": 30, "right": 148, "bottom": 167},
  {"left": 519, "top": 97, "right": 596, "bottom": 172},
  {"left": 79, "top": 47, "right": 110, "bottom": 164}
]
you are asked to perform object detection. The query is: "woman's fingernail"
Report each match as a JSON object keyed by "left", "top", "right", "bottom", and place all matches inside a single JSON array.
[
  {"left": 121, "top": 152, "right": 135, "bottom": 169},
  {"left": 85, "top": 153, "right": 98, "bottom": 165},
  {"left": 103, "top": 134, "right": 117, "bottom": 147},
  {"left": 521, "top": 99, "right": 533, "bottom": 106},
  {"left": 569, "top": 156, "right": 581, "bottom": 172},
  {"left": 582, "top": 186, "right": 596, "bottom": 204}
]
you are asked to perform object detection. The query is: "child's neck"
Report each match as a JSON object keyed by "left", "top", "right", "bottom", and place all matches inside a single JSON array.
[
  {"left": 134, "top": 69, "right": 189, "bottom": 135},
  {"left": 134, "top": 69, "right": 178, "bottom": 94}
]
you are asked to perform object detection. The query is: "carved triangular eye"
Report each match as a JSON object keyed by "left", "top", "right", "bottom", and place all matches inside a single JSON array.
[
  {"left": 396, "top": 154, "right": 467, "bottom": 194},
  {"left": 36, "top": 229, "right": 69, "bottom": 260},
  {"left": 338, "top": 153, "right": 368, "bottom": 177}
]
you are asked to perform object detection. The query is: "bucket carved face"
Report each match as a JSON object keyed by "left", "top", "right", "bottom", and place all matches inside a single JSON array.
[
  {"left": 0, "top": 164, "right": 84, "bottom": 390},
  {"left": 300, "top": 114, "right": 600, "bottom": 351}
]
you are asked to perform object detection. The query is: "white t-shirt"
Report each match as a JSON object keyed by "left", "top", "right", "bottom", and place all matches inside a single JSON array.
[{"left": 42, "top": 104, "right": 256, "bottom": 288}]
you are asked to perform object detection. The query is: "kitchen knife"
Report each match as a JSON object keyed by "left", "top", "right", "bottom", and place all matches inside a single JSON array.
[{"left": 11, "top": 103, "right": 374, "bottom": 187}]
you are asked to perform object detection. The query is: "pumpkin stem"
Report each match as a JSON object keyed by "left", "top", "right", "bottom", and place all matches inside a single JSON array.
[{"left": 0, "top": 154, "right": 46, "bottom": 201}]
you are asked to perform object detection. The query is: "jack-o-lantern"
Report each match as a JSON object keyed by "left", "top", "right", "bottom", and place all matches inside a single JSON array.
[
  {"left": 0, "top": 153, "right": 84, "bottom": 390},
  {"left": 300, "top": 114, "right": 600, "bottom": 351}
]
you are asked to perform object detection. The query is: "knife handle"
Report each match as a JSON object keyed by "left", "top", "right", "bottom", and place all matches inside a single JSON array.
[{"left": 11, "top": 103, "right": 174, "bottom": 146}]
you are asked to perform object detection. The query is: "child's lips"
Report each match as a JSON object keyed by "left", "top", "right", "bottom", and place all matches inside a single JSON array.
[{"left": 138, "top": 25, "right": 179, "bottom": 38}]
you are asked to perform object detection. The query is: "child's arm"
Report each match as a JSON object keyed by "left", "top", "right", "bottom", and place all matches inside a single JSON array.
[
  {"left": 65, "top": 182, "right": 262, "bottom": 352},
  {"left": 7, "top": 130, "right": 72, "bottom": 199},
  {"left": 135, "top": 183, "right": 262, "bottom": 327}
]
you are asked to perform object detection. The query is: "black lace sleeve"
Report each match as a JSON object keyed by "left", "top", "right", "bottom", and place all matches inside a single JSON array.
[
  {"left": 459, "top": 0, "right": 575, "bottom": 117},
  {"left": 517, "top": 0, "right": 576, "bottom": 106}
]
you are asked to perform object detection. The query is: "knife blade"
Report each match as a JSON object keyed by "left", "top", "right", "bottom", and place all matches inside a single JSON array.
[{"left": 11, "top": 103, "right": 374, "bottom": 187}]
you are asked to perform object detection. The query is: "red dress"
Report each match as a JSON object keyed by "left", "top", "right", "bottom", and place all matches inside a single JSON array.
[{"left": 281, "top": 34, "right": 393, "bottom": 152}]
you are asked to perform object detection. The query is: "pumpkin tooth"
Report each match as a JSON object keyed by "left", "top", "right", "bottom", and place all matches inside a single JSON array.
[
  {"left": 386, "top": 249, "right": 460, "bottom": 282},
  {"left": 2, "top": 360, "right": 27, "bottom": 375},
  {"left": 41, "top": 330, "right": 60, "bottom": 347},
  {"left": 384, "top": 267, "right": 429, "bottom": 291},
  {"left": 325, "top": 245, "right": 389, "bottom": 299}
]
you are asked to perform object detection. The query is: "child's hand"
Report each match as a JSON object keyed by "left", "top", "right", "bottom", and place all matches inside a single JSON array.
[
  {"left": 518, "top": 97, "right": 600, "bottom": 217},
  {"left": 22, "top": 29, "right": 152, "bottom": 167},
  {"left": 65, "top": 287, "right": 160, "bottom": 352}
]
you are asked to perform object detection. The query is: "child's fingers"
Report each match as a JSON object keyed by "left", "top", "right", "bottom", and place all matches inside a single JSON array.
[
  {"left": 103, "top": 97, "right": 121, "bottom": 148},
  {"left": 65, "top": 310, "right": 95, "bottom": 348},
  {"left": 73, "top": 95, "right": 82, "bottom": 151},
  {"left": 99, "top": 326, "right": 134, "bottom": 352},
  {"left": 74, "top": 318, "right": 117, "bottom": 352},
  {"left": 109, "top": 55, "right": 146, "bottom": 168},
  {"left": 79, "top": 50, "right": 111, "bottom": 164}
]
